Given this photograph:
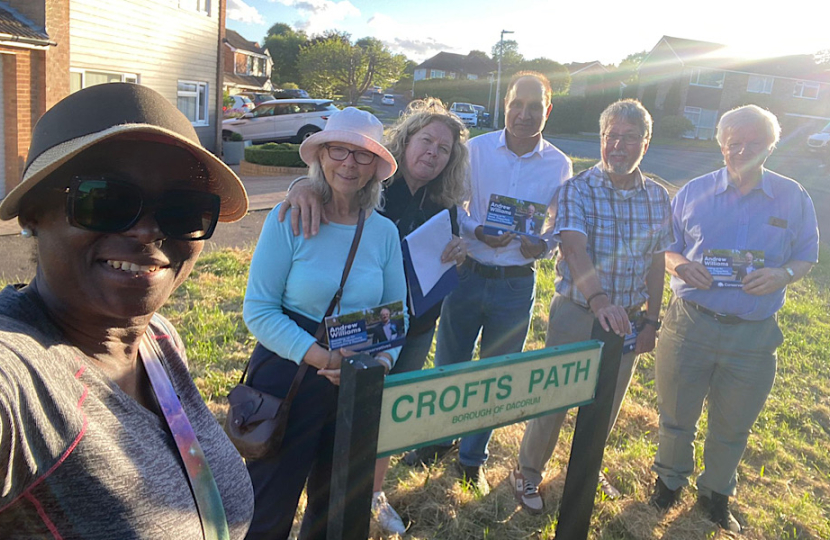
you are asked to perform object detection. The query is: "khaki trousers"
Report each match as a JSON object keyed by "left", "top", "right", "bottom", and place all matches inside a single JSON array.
[
  {"left": 518, "top": 294, "right": 639, "bottom": 485},
  {"left": 652, "top": 298, "right": 781, "bottom": 497}
]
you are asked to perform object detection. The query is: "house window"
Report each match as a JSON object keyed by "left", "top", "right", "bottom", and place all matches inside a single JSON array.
[
  {"left": 70, "top": 69, "right": 139, "bottom": 93},
  {"left": 683, "top": 106, "right": 718, "bottom": 140},
  {"left": 430, "top": 70, "right": 445, "bottom": 79},
  {"left": 793, "top": 81, "right": 819, "bottom": 100},
  {"left": 177, "top": 80, "right": 209, "bottom": 127},
  {"left": 179, "top": 0, "right": 209, "bottom": 14},
  {"left": 747, "top": 75, "right": 773, "bottom": 94},
  {"left": 689, "top": 68, "right": 724, "bottom": 89}
]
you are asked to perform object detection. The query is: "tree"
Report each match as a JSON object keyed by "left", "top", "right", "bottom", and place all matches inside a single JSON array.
[
  {"left": 491, "top": 39, "right": 523, "bottom": 75},
  {"left": 521, "top": 57, "right": 570, "bottom": 94},
  {"left": 815, "top": 49, "right": 830, "bottom": 66},
  {"left": 616, "top": 50, "right": 648, "bottom": 85},
  {"left": 263, "top": 24, "right": 308, "bottom": 86},
  {"left": 468, "top": 50, "right": 490, "bottom": 62},
  {"left": 298, "top": 35, "right": 405, "bottom": 104}
]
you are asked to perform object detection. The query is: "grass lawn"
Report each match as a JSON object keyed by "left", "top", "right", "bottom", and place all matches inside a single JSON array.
[{"left": 159, "top": 241, "right": 830, "bottom": 540}]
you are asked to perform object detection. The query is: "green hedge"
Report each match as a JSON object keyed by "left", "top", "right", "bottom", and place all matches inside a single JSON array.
[{"left": 244, "top": 143, "right": 305, "bottom": 167}]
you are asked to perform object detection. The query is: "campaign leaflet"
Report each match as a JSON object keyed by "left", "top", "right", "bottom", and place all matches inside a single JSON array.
[
  {"left": 324, "top": 300, "right": 406, "bottom": 354},
  {"left": 482, "top": 194, "right": 547, "bottom": 239},
  {"left": 703, "top": 249, "right": 765, "bottom": 289}
]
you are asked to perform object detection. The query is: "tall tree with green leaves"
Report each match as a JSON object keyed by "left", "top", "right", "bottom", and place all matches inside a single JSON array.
[
  {"left": 298, "top": 34, "right": 405, "bottom": 104},
  {"left": 263, "top": 23, "right": 308, "bottom": 86},
  {"left": 521, "top": 57, "right": 570, "bottom": 94},
  {"left": 491, "top": 39, "right": 524, "bottom": 75}
]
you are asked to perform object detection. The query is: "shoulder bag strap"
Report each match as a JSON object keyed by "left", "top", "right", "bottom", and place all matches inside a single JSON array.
[
  {"left": 282, "top": 208, "right": 365, "bottom": 411},
  {"left": 315, "top": 207, "right": 366, "bottom": 342},
  {"left": 139, "top": 330, "right": 230, "bottom": 540},
  {"left": 242, "top": 208, "right": 366, "bottom": 388}
]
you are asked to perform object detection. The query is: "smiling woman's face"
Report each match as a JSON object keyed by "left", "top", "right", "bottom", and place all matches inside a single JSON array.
[{"left": 21, "top": 139, "right": 208, "bottom": 325}]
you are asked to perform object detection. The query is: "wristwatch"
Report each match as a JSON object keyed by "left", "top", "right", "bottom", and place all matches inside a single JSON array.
[
  {"left": 643, "top": 318, "right": 661, "bottom": 330},
  {"left": 784, "top": 266, "right": 795, "bottom": 282}
]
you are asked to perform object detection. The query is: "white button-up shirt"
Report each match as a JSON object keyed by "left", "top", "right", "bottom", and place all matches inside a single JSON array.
[{"left": 458, "top": 130, "right": 572, "bottom": 267}]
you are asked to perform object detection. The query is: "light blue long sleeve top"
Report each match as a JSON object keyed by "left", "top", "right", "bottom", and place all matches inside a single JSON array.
[{"left": 243, "top": 204, "right": 408, "bottom": 364}]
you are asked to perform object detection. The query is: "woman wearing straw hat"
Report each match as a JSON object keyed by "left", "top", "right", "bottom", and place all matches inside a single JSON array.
[
  {"left": 0, "top": 83, "right": 253, "bottom": 539},
  {"left": 242, "top": 107, "right": 407, "bottom": 540}
]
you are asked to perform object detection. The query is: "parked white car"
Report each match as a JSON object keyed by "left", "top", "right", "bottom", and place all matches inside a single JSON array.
[
  {"left": 807, "top": 121, "right": 830, "bottom": 155},
  {"left": 222, "top": 99, "right": 339, "bottom": 143},
  {"left": 450, "top": 102, "right": 477, "bottom": 127},
  {"left": 381, "top": 94, "right": 395, "bottom": 106},
  {"left": 223, "top": 95, "right": 254, "bottom": 118}
]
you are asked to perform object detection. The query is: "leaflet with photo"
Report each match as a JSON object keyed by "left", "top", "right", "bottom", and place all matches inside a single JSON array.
[
  {"left": 703, "top": 249, "right": 765, "bottom": 289},
  {"left": 482, "top": 194, "right": 547, "bottom": 239},
  {"left": 325, "top": 301, "right": 406, "bottom": 354}
]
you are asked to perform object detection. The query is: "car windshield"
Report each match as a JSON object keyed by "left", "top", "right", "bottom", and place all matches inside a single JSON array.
[
  {"left": 455, "top": 104, "right": 473, "bottom": 113},
  {"left": 822, "top": 122, "right": 830, "bottom": 133}
]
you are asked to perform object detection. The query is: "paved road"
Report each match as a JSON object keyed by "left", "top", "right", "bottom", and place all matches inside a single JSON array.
[
  {"left": 548, "top": 136, "right": 830, "bottom": 244},
  {"left": 3, "top": 139, "right": 826, "bottom": 283}
]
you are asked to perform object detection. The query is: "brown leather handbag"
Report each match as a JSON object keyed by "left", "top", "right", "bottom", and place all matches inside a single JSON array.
[{"left": 224, "top": 209, "right": 365, "bottom": 460}]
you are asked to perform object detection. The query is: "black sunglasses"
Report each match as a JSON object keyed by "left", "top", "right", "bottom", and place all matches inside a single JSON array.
[{"left": 65, "top": 177, "right": 221, "bottom": 241}]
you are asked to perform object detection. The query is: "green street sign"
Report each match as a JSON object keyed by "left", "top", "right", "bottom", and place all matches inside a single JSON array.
[{"left": 377, "top": 341, "right": 603, "bottom": 457}]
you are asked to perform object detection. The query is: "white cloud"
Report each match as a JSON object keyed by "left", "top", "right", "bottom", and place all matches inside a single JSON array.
[
  {"left": 275, "top": 0, "right": 360, "bottom": 36},
  {"left": 227, "top": 0, "right": 264, "bottom": 24},
  {"left": 367, "top": 13, "right": 459, "bottom": 62}
]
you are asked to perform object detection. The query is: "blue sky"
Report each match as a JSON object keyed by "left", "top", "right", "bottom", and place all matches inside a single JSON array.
[{"left": 226, "top": 0, "right": 829, "bottom": 66}]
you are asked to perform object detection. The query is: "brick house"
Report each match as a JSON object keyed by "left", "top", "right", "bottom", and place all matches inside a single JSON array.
[
  {"left": 0, "top": 0, "right": 226, "bottom": 201},
  {"left": 0, "top": 1, "right": 65, "bottom": 199},
  {"left": 223, "top": 28, "right": 272, "bottom": 95},
  {"left": 638, "top": 35, "right": 830, "bottom": 140},
  {"left": 413, "top": 52, "right": 495, "bottom": 81}
]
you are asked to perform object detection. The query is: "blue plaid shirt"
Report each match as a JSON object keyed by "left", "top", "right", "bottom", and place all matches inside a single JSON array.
[{"left": 554, "top": 164, "right": 673, "bottom": 309}]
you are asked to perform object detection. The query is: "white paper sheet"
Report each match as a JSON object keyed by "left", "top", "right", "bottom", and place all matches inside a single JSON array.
[{"left": 403, "top": 209, "right": 454, "bottom": 294}]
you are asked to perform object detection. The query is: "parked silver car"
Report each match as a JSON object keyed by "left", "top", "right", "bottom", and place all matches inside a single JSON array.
[
  {"left": 807, "top": 121, "right": 830, "bottom": 155},
  {"left": 222, "top": 99, "right": 339, "bottom": 143}
]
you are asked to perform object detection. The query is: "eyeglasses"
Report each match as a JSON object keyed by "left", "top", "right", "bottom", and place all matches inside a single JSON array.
[
  {"left": 725, "top": 142, "right": 768, "bottom": 154},
  {"left": 324, "top": 145, "right": 376, "bottom": 165},
  {"left": 65, "top": 177, "right": 221, "bottom": 241},
  {"left": 603, "top": 133, "right": 646, "bottom": 145}
]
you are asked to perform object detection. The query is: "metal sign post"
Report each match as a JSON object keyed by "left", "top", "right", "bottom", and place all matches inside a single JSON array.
[
  {"left": 326, "top": 354, "right": 385, "bottom": 540},
  {"left": 555, "top": 321, "right": 625, "bottom": 540}
]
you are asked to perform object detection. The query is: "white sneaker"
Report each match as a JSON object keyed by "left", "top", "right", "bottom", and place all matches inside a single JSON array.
[
  {"left": 508, "top": 467, "right": 544, "bottom": 514},
  {"left": 372, "top": 491, "right": 406, "bottom": 536}
]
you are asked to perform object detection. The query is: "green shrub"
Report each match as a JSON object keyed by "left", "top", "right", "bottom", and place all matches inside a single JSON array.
[
  {"left": 244, "top": 143, "right": 305, "bottom": 167},
  {"left": 356, "top": 105, "right": 377, "bottom": 115},
  {"left": 229, "top": 131, "right": 244, "bottom": 142},
  {"left": 656, "top": 115, "right": 695, "bottom": 139}
]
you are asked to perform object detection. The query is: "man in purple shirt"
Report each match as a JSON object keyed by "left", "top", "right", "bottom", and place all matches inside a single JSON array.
[{"left": 650, "top": 105, "right": 819, "bottom": 533}]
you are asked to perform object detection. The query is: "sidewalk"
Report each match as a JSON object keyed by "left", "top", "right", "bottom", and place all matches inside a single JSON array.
[{"left": 0, "top": 169, "right": 298, "bottom": 237}]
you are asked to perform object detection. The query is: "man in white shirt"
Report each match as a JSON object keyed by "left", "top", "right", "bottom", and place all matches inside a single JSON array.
[{"left": 406, "top": 72, "right": 572, "bottom": 492}]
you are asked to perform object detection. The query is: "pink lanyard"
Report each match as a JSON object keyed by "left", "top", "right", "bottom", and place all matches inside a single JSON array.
[{"left": 139, "top": 324, "right": 230, "bottom": 540}]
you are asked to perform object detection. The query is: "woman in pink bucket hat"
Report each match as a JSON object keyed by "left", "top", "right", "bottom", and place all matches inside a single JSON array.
[{"left": 240, "top": 107, "right": 407, "bottom": 540}]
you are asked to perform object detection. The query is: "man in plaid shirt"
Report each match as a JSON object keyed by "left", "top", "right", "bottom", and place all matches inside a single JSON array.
[{"left": 509, "top": 99, "right": 673, "bottom": 514}]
